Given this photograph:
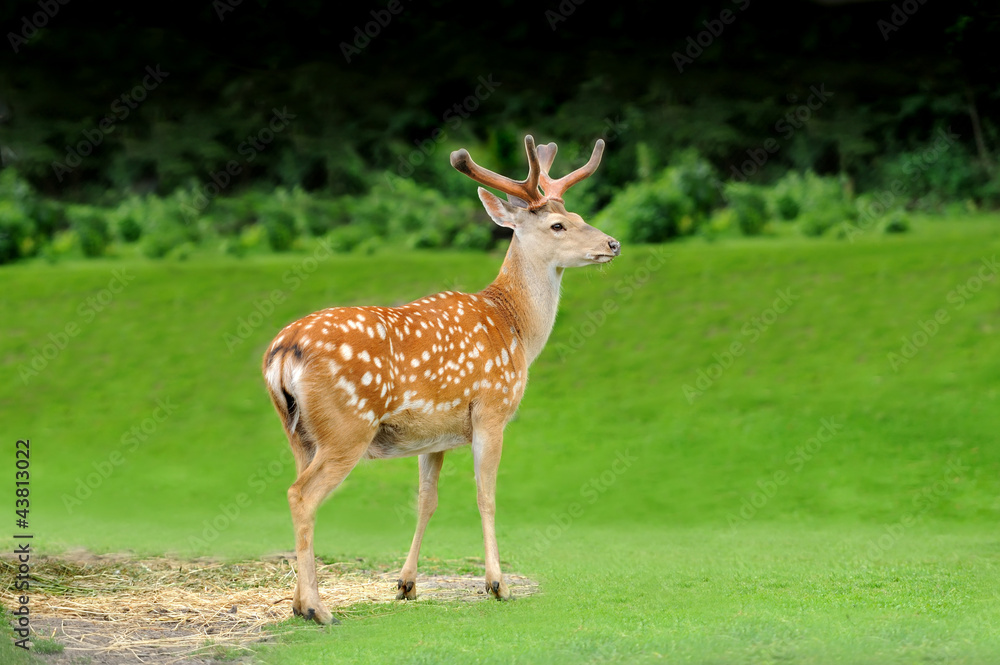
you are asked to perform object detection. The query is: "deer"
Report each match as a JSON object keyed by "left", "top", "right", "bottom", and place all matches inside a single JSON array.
[{"left": 262, "top": 134, "right": 620, "bottom": 624}]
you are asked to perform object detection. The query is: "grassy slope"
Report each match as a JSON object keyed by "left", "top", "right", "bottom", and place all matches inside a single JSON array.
[{"left": 1, "top": 215, "right": 999, "bottom": 662}]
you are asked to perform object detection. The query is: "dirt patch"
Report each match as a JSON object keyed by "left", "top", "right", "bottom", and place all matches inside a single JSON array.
[{"left": 2, "top": 551, "right": 538, "bottom": 664}]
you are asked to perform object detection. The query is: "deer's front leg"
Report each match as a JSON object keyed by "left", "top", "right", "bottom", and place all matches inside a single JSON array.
[
  {"left": 396, "top": 451, "right": 445, "bottom": 600},
  {"left": 472, "top": 423, "right": 511, "bottom": 600}
]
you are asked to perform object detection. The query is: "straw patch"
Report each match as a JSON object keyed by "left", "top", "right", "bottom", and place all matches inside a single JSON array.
[{"left": 1, "top": 551, "right": 538, "bottom": 664}]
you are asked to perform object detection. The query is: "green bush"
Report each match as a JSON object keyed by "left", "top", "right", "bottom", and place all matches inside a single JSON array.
[
  {"left": 597, "top": 182, "right": 686, "bottom": 242},
  {"left": 66, "top": 205, "right": 110, "bottom": 257},
  {"left": 452, "top": 223, "right": 494, "bottom": 251},
  {"left": 118, "top": 215, "right": 142, "bottom": 243},
  {"left": 0, "top": 169, "right": 43, "bottom": 263},
  {"left": 327, "top": 224, "right": 374, "bottom": 253},
  {"left": 0, "top": 200, "right": 33, "bottom": 264},
  {"left": 670, "top": 150, "right": 720, "bottom": 220},
  {"left": 343, "top": 177, "right": 487, "bottom": 250},
  {"left": 775, "top": 193, "right": 800, "bottom": 221},
  {"left": 724, "top": 184, "right": 768, "bottom": 236},
  {"left": 142, "top": 225, "right": 189, "bottom": 258},
  {"left": 261, "top": 207, "right": 297, "bottom": 251},
  {"left": 881, "top": 209, "right": 910, "bottom": 234},
  {"left": 137, "top": 194, "right": 199, "bottom": 259},
  {"left": 765, "top": 171, "right": 855, "bottom": 237},
  {"left": 595, "top": 155, "right": 719, "bottom": 243},
  {"left": 874, "top": 138, "right": 991, "bottom": 206}
]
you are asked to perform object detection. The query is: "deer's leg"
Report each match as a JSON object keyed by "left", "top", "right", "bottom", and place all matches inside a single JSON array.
[
  {"left": 287, "top": 420, "right": 372, "bottom": 625},
  {"left": 472, "top": 423, "right": 511, "bottom": 600},
  {"left": 286, "top": 430, "right": 312, "bottom": 616},
  {"left": 396, "top": 451, "right": 445, "bottom": 600}
]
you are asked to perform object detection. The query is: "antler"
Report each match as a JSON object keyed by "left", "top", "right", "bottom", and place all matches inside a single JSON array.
[
  {"left": 450, "top": 135, "right": 542, "bottom": 208},
  {"left": 451, "top": 135, "right": 604, "bottom": 210},
  {"left": 536, "top": 139, "right": 605, "bottom": 205}
]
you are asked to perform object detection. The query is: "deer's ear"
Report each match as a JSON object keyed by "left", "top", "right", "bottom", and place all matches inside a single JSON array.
[{"left": 478, "top": 188, "right": 520, "bottom": 229}]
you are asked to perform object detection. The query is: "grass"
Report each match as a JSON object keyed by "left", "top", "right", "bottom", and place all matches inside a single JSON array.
[{"left": 1, "top": 213, "right": 999, "bottom": 662}]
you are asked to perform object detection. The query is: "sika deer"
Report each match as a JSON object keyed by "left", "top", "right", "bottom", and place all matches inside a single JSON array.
[{"left": 263, "top": 135, "right": 620, "bottom": 624}]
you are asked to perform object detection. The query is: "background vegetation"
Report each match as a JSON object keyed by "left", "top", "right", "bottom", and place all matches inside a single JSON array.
[{"left": 1, "top": 1, "right": 998, "bottom": 263}]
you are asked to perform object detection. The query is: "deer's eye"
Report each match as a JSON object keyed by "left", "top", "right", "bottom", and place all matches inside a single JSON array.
[{"left": 550, "top": 223, "right": 565, "bottom": 232}]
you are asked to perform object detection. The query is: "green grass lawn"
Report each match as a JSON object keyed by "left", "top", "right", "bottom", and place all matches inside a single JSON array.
[{"left": 1, "top": 214, "right": 999, "bottom": 663}]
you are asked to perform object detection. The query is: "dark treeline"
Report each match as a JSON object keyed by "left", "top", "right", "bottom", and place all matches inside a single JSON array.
[
  {"left": 1, "top": 0, "right": 995, "bottom": 196},
  {"left": 0, "top": 0, "right": 997, "bottom": 261}
]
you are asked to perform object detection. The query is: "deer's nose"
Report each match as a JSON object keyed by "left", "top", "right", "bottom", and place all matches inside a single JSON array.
[{"left": 608, "top": 239, "right": 621, "bottom": 256}]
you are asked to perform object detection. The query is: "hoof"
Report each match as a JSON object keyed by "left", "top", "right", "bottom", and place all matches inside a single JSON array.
[
  {"left": 396, "top": 578, "right": 416, "bottom": 600},
  {"left": 487, "top": 579, "right": 511, "bottom": 601},
  {"left": 293, "top": 602, "right": 339, "bottom": 625}
]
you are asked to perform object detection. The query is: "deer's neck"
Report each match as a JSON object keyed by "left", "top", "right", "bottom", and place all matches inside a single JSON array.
[{"left": 481, "top": 234, "right": 563, "bottom": 366}]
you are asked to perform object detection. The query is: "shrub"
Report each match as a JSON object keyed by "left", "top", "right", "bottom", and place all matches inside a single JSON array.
[
  {"left": 343, "top": 177, "right": 487, "bottom": 250},
  {"left": 598, "top": 182, "right": 689, "bottom": 242},
  {"left": 0, "top": 169, "right": 44, "bottom": 263},
  {"left": 142, "top": 225, "right": 189, "bottom": 258},
  {"left": 0, "top": 200, "right": 33, "bottom": 264},
  {"left": 764, "top": 171, "right": 855, "bottom": 237},
  {"left": 261, "top": 208, "right": 297, "bottom": 251},
  {"left": 118, "top": 215, "right": 143, "bottom": 243},
  {"left": 724, "top": 184, "right": 768, "bottom": 236},
  {"left": 137, "top": 194, "right": 202, "bottom": 259},
  {"left": 452, "top": 223, "right": 494, "bottom": 251},
  {"left": 881, "top": 209, "right": 910, "bottom": 234},
  {"left": 775, "top": 193, "right": 800, "bottom": 221},
  {"left": 596, "top": 185, "right": 675, "bottom": 242},
  {"left": 66, "top": 205, "right": 111, "bottom": 257},
  {"left": 327, "top": 224, "right": 374, "bottom": 253},
  {"left": 874, "top": 138, "right": 990, "bottom": 206},
  {"left": 670, "top": 149, "right": 720, "bottom": 219},
  {"left": 594, "top": 153, "right": 720, "bottom": 243}
]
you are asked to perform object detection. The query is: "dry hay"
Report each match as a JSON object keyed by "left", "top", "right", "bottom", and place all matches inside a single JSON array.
[{"left": 1, "top": 551, "right": 538, "bottom": 664}]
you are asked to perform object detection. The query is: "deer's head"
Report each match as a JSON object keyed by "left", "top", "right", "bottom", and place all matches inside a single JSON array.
[{"left": 451, "top": 135, "right": 620, "bottom": 269}]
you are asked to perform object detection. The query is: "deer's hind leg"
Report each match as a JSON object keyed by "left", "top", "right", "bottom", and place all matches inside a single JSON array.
[{"left": 286, "top": 411, "right": 375, "bottom": 624}]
